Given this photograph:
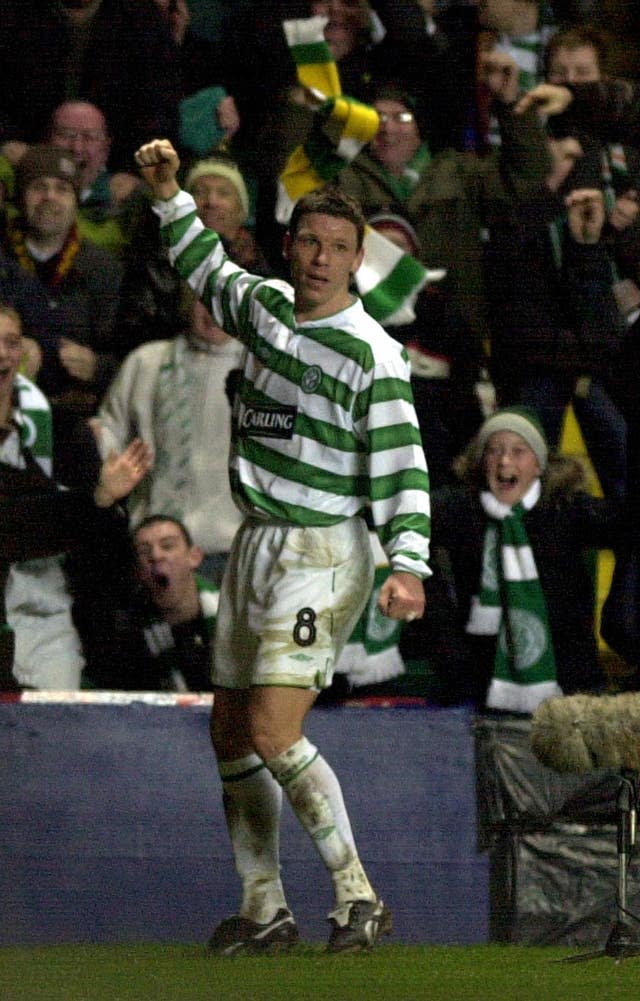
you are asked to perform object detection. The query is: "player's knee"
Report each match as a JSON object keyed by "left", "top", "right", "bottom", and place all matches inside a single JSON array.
[{"left": 249, "top": 717, "right": 302, "bottom": 763}]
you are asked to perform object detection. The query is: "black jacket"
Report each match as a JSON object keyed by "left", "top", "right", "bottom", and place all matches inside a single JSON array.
[{"left": 487, "top": 211, "right": 623, "bottom": 396}]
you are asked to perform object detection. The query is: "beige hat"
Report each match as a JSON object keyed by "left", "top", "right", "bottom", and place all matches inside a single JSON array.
[
  {"left": 476, "top": 406, "right": 549, "bottom": 471},
  {"left": 185, "top": 159, "right": 249, "bottom": 222}
]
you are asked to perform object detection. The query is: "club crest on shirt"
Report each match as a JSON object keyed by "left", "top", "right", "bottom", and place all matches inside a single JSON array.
[
  {"left": 238, "top": 403, "right": 297, "bottom": 438},
  {"left": 301, "top": 365, "right": 322, "bottom": 394}
]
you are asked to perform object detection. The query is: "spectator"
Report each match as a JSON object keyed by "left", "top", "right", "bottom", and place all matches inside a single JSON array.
[
  {"left": 4, "top": 145, "right": 124, "bottom": 484},
  {"left": 152, "top": 0, "right": 242, "bottom": 164},
  {"left": 184, "top": 158, "right": 268, "bottom": 273},
  {"left": 543, "top": 26, "right": 640, "bottom": 326},
  {"left": 370, "top": 0, "right": 474, "bottom": 151},
  {"left": 83, "top": 515, "right": 219, "bottom": 692},
  {"left": 476, "top": 0, "right": 557, "bottom": 149},
  {"left": 131, "top": 516, "right": 218, "bottom": 690},
  {"left": 420, "top": 403, "right": 621, "bottom": 711},
  {"left": 94, "top": 290, "right": 244, "bottom": 586},
  {"left": 545, "top": 23, "right": 611, "bottom": 85},
  {"left": 49, "top": 101, "right": 142, "bottom": 258},
  {"left": 0, "top": 302, "right": 151, "bottom": 690},
  {"left": 117, "top": 156, "right": 269, "bottom": 355},
  {"left": 0, "top": 0, "right": 180, "bottom": 173},
  {"left": 337, "top": 66, "right": 552, "bottom": 346},
  {"left": 488, "top": 38, "right": 632, "bottom": 500}
]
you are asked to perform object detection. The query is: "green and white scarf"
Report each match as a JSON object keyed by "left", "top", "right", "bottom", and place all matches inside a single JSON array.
[
  {"left": 375, "top": 144, "right": 432, "bottom": 205},
  {"left": 466, "top": 480, "right": 562, "bottom": 713},
  {"left": 151, "top": 336, "right": 195, "bottom": 525},
  {"left": 12, "top": 374, "right": 53, "bottom": 477},
  {"left": 0, "top": 375, "right": 53, "bottom": 648},
  {"left": 334, "top": 535, "right": 404, "bottom": 687}
]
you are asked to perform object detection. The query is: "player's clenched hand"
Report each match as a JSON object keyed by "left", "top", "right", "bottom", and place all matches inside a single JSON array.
[
  {"left": 134, "top": 139, "right": 180, "bottom": 199},
  {"left": 378, "top": 571, "right": 425, "bottom": 622}
]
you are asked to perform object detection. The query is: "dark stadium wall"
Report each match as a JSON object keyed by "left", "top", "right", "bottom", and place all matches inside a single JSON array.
[{"left": 0, "top": 702, "right": 488, "bottom": 947}]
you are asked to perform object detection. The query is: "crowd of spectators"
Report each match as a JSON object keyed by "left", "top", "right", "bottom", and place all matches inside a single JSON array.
[{"left": 1, "top": 0, "right": 639, "bottom": 702}]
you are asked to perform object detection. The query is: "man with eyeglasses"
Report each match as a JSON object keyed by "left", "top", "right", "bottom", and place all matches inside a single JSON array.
[
  {"left": 48, "top": 101, "right": 143, "bottom": 259},
  {"left": 337, "top": 66, "right": 552, "bottom": 347},
  {"left": 0, "top": 0, "right": 180, "bottom": 175}
]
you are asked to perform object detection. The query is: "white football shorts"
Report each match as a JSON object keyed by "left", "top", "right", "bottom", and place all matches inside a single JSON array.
[{"left": 212, "top": 516, "right": 375, "bottom": 690}]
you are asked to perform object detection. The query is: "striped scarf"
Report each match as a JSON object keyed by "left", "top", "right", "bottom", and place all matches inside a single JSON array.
[
  {"left": 12, "top": 375, "right": 54, "bottom": 477},
  {"left": 278, "top": 16, "right": 444, "bottom": 326},
  {"left": 335, "top": 535, "right": 404, "bottom": 687},
  {"left": 373, "top": 144, "right": 432, "bottom": 205},
  {"left": 466, "top": 480, "right": 562, "bottom": 714},
  {"left": 1, "top": 376, "right": 53, "bottom": 643},
  {"left": 7, "top": 219, "right": 82, "bottom": 290},
  {"left": 151, "top": 336, "right": 194, "bottom": 525}
]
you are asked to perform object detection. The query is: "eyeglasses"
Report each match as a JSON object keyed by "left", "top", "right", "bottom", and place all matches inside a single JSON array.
[
  {"left": 52, "top": 128, "right": 107, "bottom": 144},
  {"left": 377, "top": 111, "right": 415, "bottom": 125}
]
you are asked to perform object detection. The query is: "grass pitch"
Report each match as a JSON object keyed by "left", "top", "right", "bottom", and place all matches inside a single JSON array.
[{"left": 1, "top": 943, "right": 639, "bottom": 1001}]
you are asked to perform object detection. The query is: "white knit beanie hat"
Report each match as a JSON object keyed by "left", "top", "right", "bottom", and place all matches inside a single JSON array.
[{"left": 476, "top": 406, "right": 549, "bottom": 471}]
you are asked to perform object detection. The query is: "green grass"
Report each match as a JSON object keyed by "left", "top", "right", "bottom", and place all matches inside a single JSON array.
[{"left": 1, "top": 943, "right": 639, "bottom": 1001}]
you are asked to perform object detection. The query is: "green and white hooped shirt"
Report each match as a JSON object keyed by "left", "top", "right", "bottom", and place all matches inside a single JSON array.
[{"left": 154, "top": 190, "right": 431, "bottom": 580}]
